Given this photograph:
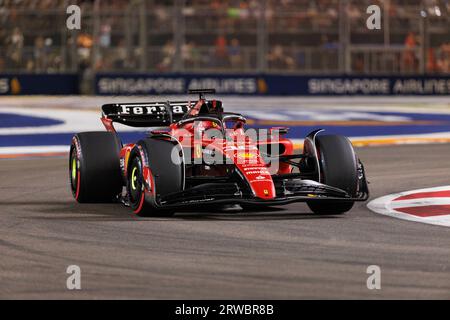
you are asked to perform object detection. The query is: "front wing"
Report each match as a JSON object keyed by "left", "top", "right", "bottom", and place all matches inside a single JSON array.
[{"left": 156, "top": 177, "right": 369, "bottom": 209}]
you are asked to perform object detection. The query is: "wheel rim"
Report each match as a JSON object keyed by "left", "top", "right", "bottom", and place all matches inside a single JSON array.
[
  {"left": 131, "top": 167, "right": 138, "bottom": 191},
  {"left": 70, "top": 148, "right": 78, "bottom": 192},
  {"left": 71, "top": 157, "right": 77, "bottom": 181},
  {"left": 129, "top": 158, "right": 143, "bottom": 206}
]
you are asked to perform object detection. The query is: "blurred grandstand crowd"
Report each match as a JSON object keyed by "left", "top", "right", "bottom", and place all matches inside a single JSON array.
[{"left": 0, "top": 0, "right": 449, "bottom": 74}]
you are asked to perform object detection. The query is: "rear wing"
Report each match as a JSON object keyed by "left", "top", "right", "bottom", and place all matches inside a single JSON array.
[{"left": 102, "top": 101, "right": 192, "bottom": 127}]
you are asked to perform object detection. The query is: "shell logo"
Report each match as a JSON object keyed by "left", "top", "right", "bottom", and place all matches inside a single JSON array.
[
  {"left": 11, "top": 78, "right": 21, "bottom": 95},
  {"left": 257, "top": 78, "right": 268, "bottom": 94},
  {"left": 238, "top": 153, "right": 255, "bottom": 159}
]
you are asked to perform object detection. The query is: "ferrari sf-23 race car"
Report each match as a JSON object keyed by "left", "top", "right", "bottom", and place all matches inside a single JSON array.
[{"left": 70, "top": 89, "right": 369, "bottom": 216}]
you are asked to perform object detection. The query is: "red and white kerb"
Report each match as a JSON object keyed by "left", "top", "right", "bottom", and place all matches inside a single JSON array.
[{"left": 368, "top": 186, "right": 450, "bottom": 227}]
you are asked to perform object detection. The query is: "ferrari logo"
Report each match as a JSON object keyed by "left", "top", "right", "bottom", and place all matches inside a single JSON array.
[{"left": 264, "top": 189, "right": 269, "bottom": 196}]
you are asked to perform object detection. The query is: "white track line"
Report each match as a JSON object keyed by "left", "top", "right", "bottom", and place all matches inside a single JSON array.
[{"left": 0, "top": 146, "right": 69, "bottom": 155}]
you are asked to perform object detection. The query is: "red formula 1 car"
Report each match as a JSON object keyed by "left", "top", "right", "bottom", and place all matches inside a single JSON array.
[{"left": 70, "top": 89, "right": 369, "bottom": 216}]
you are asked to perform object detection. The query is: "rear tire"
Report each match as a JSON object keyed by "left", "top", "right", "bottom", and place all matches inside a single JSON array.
[
  {"left": 127, "top": 138, "right": 184, "bottom": 217},
  {"left": 70, "top": 132, "right": 122, "bottom": 203},
  {"left": 307, "top": 135, "right": 358, "bottom": 215}
]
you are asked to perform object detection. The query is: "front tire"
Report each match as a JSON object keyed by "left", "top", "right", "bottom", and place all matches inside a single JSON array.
[
  {"left": 307, "top": 135, "right": 358, "bottom": 215},
  {"left": 127, "top": 138, "right": 184, "bottom": 217}
]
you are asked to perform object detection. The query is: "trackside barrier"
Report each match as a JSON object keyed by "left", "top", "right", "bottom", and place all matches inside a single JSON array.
[
  {"left": 95, "top": 74, "right": 450, "bottom": 96},
  {"left": 0, "top": 74, "right": 79, "bottom": 95},
  {"left": 1, "top": 74, "right": 449, "bottom": 96}
]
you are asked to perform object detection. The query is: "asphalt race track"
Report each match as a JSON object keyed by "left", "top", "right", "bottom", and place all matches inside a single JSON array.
[{"left": 0, "top": 143, "right": 449, "bottom": 299}]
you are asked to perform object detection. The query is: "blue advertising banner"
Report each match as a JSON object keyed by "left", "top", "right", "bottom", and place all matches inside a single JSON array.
[
  {"left": 96, "top": 73, "right": 450, "bottom": 96},
  {"left": 0, "top": 74, "right": 79, "bottom": 95}
]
